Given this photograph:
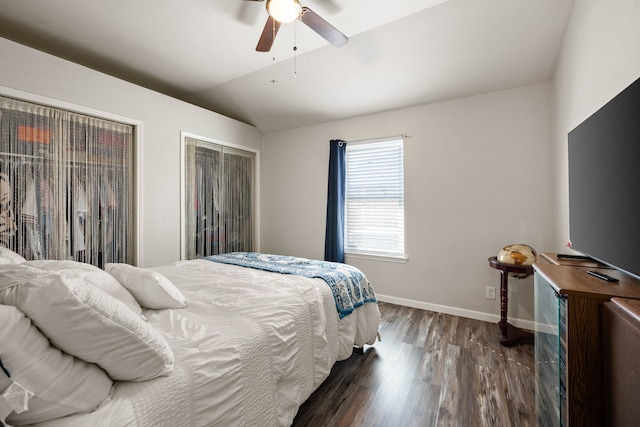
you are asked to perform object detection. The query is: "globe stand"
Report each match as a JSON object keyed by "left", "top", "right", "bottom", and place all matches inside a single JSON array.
[{"left": 488, "top": 256, "right": 535, "bottom": 346}]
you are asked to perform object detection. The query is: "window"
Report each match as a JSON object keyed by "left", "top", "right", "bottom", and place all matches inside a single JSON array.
[
  {"left": 345, "top": 137, "right": 405, "bottom": 258},
  {"left": 182, "top": 135, "right": 257, "bottom": 260}
]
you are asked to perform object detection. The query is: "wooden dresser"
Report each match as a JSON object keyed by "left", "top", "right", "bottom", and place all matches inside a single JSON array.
[
  {"left": 533, "top": 253, "right": 640, "bottom": 426},
  {"left": 603, "top": 297, "right": 640, "bottom": 426}
]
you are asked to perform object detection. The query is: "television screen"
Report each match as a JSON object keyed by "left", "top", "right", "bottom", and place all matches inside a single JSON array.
[{"left": 568, "top": 77, "right": 640, "bottom": 279}]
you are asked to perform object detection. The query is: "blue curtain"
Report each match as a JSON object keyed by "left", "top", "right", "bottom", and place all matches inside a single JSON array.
[{"left": 324, "top": 139, "right": 346, "bottom": 263}]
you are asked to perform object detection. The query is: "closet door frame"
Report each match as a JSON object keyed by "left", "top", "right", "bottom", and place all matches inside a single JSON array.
[
  {"left": 0, "top": 85, "right": 142, "bottom": 265},
  {"left": 180, "top": 131, "right": 261, "bottom": 260}
]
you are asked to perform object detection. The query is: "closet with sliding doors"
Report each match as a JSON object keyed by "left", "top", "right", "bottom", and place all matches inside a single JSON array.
[
  {"left": 182, "top": 135, "right": 256, "bottom": 260},
  {"left": 0, "top": 95, "right": 134, "bottom": 267}
]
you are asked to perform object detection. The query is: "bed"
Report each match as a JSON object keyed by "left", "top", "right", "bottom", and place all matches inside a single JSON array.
[{"left": 0, "top": 249, "right": 381, "bottom": 427}]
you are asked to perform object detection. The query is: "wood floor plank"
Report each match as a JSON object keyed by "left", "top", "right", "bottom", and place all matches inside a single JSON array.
[
  {"left": 402, "top": 378, "right": 440, "bottom": 427},
  {"left": 292, "top": 302, "right": 535, "bottom": 426},
  {"left": 420, "top": 312, "right": 449, "bottom": 387},
  {"left": 476, "top": 363, "right": 512, "bottom": 427},
  {"left": 361, "top": 342, "right": 424, "bottom": 426},
  {"left": 434, "top": 343, "right": 465, "bottom": 425}
]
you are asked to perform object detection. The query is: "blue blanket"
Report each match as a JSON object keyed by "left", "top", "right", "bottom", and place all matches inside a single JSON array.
[{"left": 204, "top": 252, "right": 377, "bottom": 319}]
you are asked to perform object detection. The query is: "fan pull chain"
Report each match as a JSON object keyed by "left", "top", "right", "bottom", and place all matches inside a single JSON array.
[
  {"left": 270, "top": 56, "right": 277, "bottom": 84},
  {"left": 269, "top": 16, "right": 277, "bottom": 84},
  {"left": 293, "top": 21, "right": 298, "bottom": 78}
]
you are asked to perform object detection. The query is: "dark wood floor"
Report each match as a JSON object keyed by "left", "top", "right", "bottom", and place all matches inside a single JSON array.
[{"left": 292, "top": 302, "right": 535, "bottom": 427}]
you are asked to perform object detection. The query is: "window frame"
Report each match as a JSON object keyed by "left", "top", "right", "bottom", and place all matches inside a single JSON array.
[{"left": 344, "top": 136, "right": 407, "bottom": 262}]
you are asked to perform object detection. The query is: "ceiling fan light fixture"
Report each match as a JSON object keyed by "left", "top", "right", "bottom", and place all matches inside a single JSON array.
[{"left": 266, "top": 0, "right": 302, "bottom": 24}]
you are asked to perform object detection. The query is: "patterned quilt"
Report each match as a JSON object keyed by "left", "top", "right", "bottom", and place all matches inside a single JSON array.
[{"left": 204, "top": 252, "right": 377, "bottom": 319}]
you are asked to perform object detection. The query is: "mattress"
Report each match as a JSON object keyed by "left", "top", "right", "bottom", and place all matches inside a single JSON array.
[{"left": 29, "top": 258, "right": 380, "bottom": 427}]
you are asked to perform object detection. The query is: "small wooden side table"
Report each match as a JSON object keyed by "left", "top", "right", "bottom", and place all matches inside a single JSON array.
[{"left": 488, "top": 256, "right": 534, "bottom": 346}]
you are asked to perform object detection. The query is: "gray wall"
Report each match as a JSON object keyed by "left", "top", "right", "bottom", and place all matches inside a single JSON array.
[
  {"left": 552, "top": 0, "right": 640, "bottom": 253},
  {"left": 261, "top": 82, "right": 555, "bottom": 325},
  {"left": 0, "top": 37, "right": 263, "bottom": 267}
]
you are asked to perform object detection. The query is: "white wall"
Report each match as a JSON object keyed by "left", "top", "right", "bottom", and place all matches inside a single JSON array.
[
  {"left": 261, "top": 82, "right": 555, "bottom": 324},
  {"left": 553, "top": 0, "right": 640, "bottom": 252},
  {"left": 0, "top": 37, "right": 263, "bottom": 267}
]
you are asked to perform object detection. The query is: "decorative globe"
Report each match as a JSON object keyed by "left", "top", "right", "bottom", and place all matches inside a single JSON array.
[{"left": 497, "top": 244, "right": 537, "bottom": 278}]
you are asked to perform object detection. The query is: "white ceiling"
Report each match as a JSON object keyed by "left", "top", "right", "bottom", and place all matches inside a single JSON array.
[{"left": 0, "top": 0, "right": 575, "bottom": 132}]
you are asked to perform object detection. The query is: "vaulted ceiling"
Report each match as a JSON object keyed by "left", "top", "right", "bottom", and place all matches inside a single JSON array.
[{"left": 0, "top": 0, "right": 575, "bottom": 132}]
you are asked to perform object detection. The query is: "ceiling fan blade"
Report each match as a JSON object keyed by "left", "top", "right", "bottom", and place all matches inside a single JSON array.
[
  {"left": 256, "top": 16, "right": 282, "bottom": 52},
  {"left": 299, "top": 6, "right": 348, "bottom": 48}
]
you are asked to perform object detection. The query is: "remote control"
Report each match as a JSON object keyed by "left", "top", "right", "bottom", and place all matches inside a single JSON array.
[
  {"left": 557, "top": 254, "right": 592, "bottom": 260},
  {"left": 587, "top": 270, "right": 619, "bottom": 282}
]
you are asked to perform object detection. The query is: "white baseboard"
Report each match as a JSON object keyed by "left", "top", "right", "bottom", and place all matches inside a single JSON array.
[{"left": 376, "top": 293, "right": 537, "bottom": 332}]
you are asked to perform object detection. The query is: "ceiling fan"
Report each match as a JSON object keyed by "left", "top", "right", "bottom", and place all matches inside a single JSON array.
[{"left": 247, "top": 0, "right": 348, "bottom": 52}]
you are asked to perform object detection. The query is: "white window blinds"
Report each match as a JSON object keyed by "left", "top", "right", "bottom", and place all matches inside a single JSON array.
[{"left": 345, "top": 138, "right": 405, "bottom": 258}]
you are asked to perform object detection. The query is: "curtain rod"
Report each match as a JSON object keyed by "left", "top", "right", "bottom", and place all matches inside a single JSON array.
[{"left": 345, "top": 133, "right": 411, "bottom": 145}]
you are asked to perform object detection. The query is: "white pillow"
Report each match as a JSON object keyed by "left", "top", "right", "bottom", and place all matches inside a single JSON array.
[
  {"left": 0, "top": 304, "right": 112, "bottom": 425},
  {"left": 0, "top": 246, "right": 26, "bottom": 265},
  {"left": 25, "top": 260, "right": 144, "bottom": 318},
  {"left": 105, "top": 263, "right": 187, "bottom": 310},
  {"left": 0, "top": 265, "right": 175, "bottom": 382}
]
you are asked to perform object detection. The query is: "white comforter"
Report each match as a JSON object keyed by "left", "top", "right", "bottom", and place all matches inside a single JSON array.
[{"left": 31, "top": 259, "right": 380, "bottom": 427}]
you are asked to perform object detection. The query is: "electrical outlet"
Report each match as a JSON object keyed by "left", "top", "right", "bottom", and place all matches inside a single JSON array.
[{"left": 485, "top": 286, "right": 496, "bottom": 300}]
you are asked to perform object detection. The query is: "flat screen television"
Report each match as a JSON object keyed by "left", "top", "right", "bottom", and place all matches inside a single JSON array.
[{"left": 568, "top": 77, "right": 640, "bottom": 279}]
